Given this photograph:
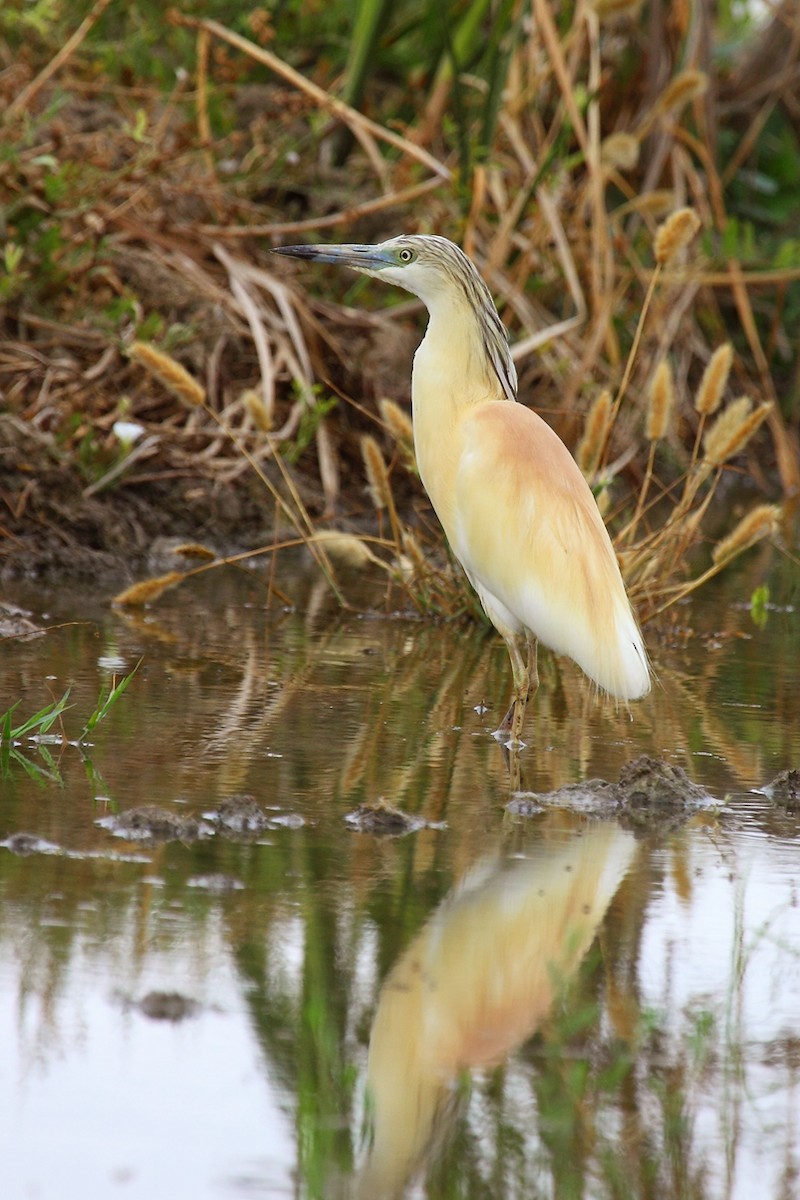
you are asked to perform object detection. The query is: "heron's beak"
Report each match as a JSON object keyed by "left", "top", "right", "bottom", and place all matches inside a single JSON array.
[{"left": 271, "top": 243, "right": 394, "bottom": 272}]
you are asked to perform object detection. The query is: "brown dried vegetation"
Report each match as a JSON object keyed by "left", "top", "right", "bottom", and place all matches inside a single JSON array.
[{"left": 1, "top": 2, "right": 797, "bottom": 620}]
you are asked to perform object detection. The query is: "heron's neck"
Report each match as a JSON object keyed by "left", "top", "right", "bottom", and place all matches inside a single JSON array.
[
  {"left": 413, "top": 296, "right": 504, "bottom": 417},
  {"left": 411, "top": 296, "right": 505, "bottom": 533}
]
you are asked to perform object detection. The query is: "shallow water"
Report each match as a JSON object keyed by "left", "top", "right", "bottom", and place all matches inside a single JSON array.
[{"left": 1, "top": 551, "right": 798, "bottom": 1200}]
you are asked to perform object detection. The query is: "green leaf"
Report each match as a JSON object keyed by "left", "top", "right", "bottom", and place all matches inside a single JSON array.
[{"left": 80, "top": 658, "right": 142, "bottom": 741}]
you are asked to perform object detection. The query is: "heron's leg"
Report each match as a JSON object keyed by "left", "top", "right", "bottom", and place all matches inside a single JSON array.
[{"left": 497, "top": 632, "right": 531, "bottom": 743}]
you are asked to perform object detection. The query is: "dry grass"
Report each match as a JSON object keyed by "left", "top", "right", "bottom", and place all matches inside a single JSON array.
[{"left": 2, "top": 2, "right": 796, "bottom": 617}]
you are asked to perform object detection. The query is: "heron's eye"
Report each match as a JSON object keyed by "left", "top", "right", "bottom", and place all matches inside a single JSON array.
[{"left": 398, "top": 247, "right": 415, "bottom": 263}]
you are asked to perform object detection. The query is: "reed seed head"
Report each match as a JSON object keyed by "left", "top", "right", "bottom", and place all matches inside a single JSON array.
[
  {"left": 695, "top": 344, "right": 733, "bottom": 416},
  {"left": 311, "top": 530, "right": 377, "bottom": 570},
  {"left": 703, "top": 397, "right": 771, "bottom": 466},
  {"left": 656, "top": 69, "right": 708, "bottom": 116},
  {"left": 360, "top": 434, "right": 391, "bottom": 512},
  {"left": 646, "top": 360, "right": 675, "bottom": 441},
  {"left": 243, "top": 388, "right": 273, "bottom": 432},
  {"left": 600, "top": 133, "right": 640, "bottom": 171},
  {"left": 129, "top": 342, "right": 206, "bottom": 407},
  {"left": 712, "top": 504, "right": 781, "bottom": 566},
  {"left": 654, "top": 207, "right": 701, "bottom": 265},
  {"left": 577, "top": 388, "right": 612, "bottom": 475},
  {"left": 378, "top": 397, "right": 416, "bottom": 470},
  {"left": 112, "top": 571, "right": 185, "bottom": 607}
]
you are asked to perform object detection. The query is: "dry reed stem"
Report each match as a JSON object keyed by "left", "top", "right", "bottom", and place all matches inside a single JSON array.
[
  {"left": 197, "top": 179, "right": 445, "bottom": 239},
  {"left": 726, "top": 258, "right": 800, "bottom": 494},
  {"left": 5, "top": 0, "right": 114, "bottom": 120},
  {"left": 131, "top": 339, "right": 342, "bottom": 602},
  {"left": 169, "top": 13, "right": 450, "bottom": 182}
]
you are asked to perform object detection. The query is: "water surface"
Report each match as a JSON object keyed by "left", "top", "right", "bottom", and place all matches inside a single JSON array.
[{"left": 1, "top": 553, "right": 798, "bottom": 1199}]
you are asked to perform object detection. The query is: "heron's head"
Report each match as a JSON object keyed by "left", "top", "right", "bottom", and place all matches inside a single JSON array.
[
  {"left": 273, "top": 234, "right": 518, "bottom": 400},
  {"left": 272, "top": 235, "right": 477, "bottom": 308}
]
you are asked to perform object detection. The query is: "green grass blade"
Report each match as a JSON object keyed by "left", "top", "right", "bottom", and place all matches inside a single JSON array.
[
  {"left": 6, "top": 690, "right": 72, "bottom": 739},
  {"left": 1, "top": 702, "right": 20, "bottom": 741},
  {"left": 80, "top": 657, "right": 142, "bottom": 740}
]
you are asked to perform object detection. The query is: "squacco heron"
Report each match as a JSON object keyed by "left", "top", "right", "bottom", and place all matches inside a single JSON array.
[{"left": 273, "top": 235, "right": 650, "bottom": 742}]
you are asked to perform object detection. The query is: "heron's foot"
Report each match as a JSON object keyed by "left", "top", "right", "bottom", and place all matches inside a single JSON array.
[{"left": 493, "top": 698, "right": 526, "bottom": 749}]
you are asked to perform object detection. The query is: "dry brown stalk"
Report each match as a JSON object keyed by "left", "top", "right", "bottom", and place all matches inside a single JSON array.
[
  {"left": 5, "top": 0, "right": 114, "bottom": 120},
  {"left": 130, "top": 340, "right": 342, "bottom": 602},
  {"left": 169, "top": 13, "right": 450, "bottom": 183}
]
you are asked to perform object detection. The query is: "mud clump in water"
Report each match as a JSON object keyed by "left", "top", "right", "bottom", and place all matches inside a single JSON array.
[
  {"left": 345, "top": 799, "right": 429, "bottom": 836},
  {"left": 205, "top": 794, "right": 272, "bottom": 834},
  {"left": 97, "top": 806, "right": 213, "bottom": 842},
  {"left": 116, "top": 990, "right": 201, "bottom": 1021},
  {"left": 508, "top": 755, "right": 713, "bottom": 832},
  {"left": 1, "top": 832, "right": 62, "bottom": 856},
  {"left": 761, "top": 768, "right": 800, "bottom": 814}
]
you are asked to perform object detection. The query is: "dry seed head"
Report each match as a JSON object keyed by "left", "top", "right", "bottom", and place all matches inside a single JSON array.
[
  {"left": 600, "top": 133, "right": 640, "bottom": 171},
  {"left": 311, "top": 530, "right": 377, "bottom": 570},
  {"left": 703, "top": 397, "right": 771, "bottom": 466},
  {"left": 400, "top": 529, "right": 429, "bottom": 575},
  {"left": 656, "top": 69, "right": 708, "bottom": 116},
  {"left": 712, "top": 504, "right": 781, "bottom": 566},
  {"left": 129, "top": 342, "right": 205, "bottom": 407},
  {"left": 631, "top": 190, "right": 678, "bottom": 216},
  {"left": 378, "top": 397, "right": 417, "bottom": 470},
  {"left": 654, "top": 207, "right": 701, "bottom": 265},
  {"left": 243, "top": 388, "right": 272, "bottom": 432},
  {"left": 695, "top": 344, "right": 733, "bottom": 416},
  {"left": 379, "top": 398, "right": 413, "bottom": 446},
  {"left": 173, "top": 543, "right": 216, "bottom": 561},
  {"left": 112, "top": 571, "right": 185, "bottom": 607},
  {"left": 577, "top": 389, "right": 612, "bottom": 475},
  {"left": 360, "top": 434, "right": 391, "bottom": 511},
  {"left": 646, "top": 361, "right": 675, "bottom": 441}
]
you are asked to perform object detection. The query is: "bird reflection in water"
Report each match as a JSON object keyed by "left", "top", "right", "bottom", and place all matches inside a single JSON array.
[{"left": 355, "top": 823, "right": 637, "bottom": 1198}]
